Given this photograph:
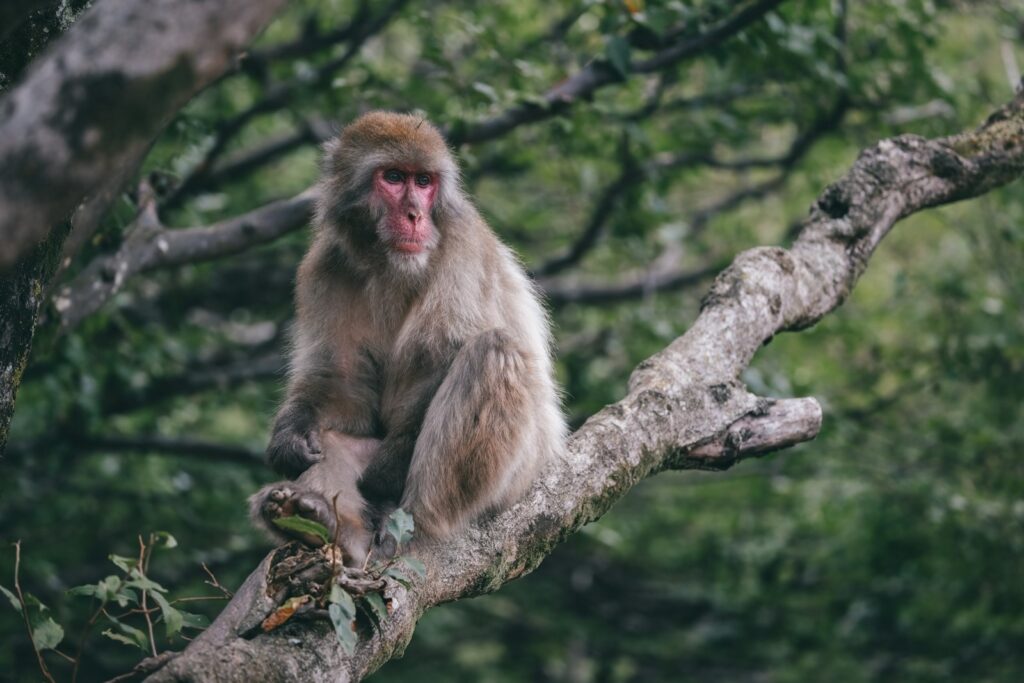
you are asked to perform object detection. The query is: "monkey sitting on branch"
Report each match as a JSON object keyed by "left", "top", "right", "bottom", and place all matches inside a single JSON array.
[{"left": 250, "top": 112, "right": 566, "bottom": 566}]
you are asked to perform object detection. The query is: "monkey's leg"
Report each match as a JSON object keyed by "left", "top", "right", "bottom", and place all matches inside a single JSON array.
[
  {"left": 400, "top": 329, "right": 536, "bottom": 539},
  {"left": 251, "top": 432, "right": 380, "bottom": 566}
]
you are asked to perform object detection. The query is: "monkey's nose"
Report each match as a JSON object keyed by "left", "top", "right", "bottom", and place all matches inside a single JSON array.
[{"left": 407, "top": 211, "right": 420, "bottom": 223}]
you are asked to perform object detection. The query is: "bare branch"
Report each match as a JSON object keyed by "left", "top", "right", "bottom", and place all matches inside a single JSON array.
[
  {"left": 148, "top": 92, "right": 1024, "bottom": 683},
  {"left": 79, "top": 434, "right": 263, "bottom": 465},
  {"left": 100, "top": 350, "right": 285, "bottom": 416},
  {"left": 541, "top": 261, "right": 725, "bottom": 307},
  {"left": 244, "top": 3, "right": 369, "bottom": 64},
  {"left": 54, "top": 190, "right": 316, "bottom": 330},
  {"left": 175, "top": 117, "right": 334, "bottom": 198}
]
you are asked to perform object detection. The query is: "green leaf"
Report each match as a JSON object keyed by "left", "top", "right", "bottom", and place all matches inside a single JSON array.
[
  {"left": 361, "top": 592, "right": 388, "bottom": 625},
  {"left": 102, "top": 627, "right": 147, "bottom": 651},
  {"left": 125, "top": 573, "right": 166, "bottom": 593},
  {"left": 22, "top": 593, "right": 45, "bottom": 610},
  {"left": 329, "top": 584, "right": 357, "bottom": 620},
  {"left": 328, "top": 603, "right": 358, "bottom": 655},
  {"left": 0, "top": 585, "right": 21, "bottom": 612},
  {"left": 471, "top": 81, "right": 499, "bottom": 102},
  {"left": 150, "top": 591, "right": 184, "bottom": 637},
  {"left": 151, "top": 531, "right": 178, "bottom": 549},
  {"left": 66, "top": 585, "right": 98, "bottom": 598},
  {"left": 179, "top": 610, "right": 210, "bottom": 630},
  {"left": 104, "top": 616, "right": 149, "bottom": 651},
  {"left": 605, "top": 36, "right": 632, "bottom": 80},
  {"left": 69, "top": 575, "right": 137, "bottom": 607},
  {"left": 385, "top": 508, "right": 415, "bottom": 548},
  {"left": 109, "top": 554, "right": 138, "bottom": 573},
  {"left": 383, "top": 567, "right": 412, "bottom": 588},
  {"left": 272, "top": 516, "right": 331, "bottom": 545},
  {"left": 32, "top": 617, "right": 64, "bottom": 651},
  {"left": 520, "top": 93, "right": 551, "bottom": 110}
]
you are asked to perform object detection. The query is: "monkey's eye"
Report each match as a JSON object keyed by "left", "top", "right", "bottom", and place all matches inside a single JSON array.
[
  {"left": 383, "top": 169, "right": 404, "bottom": 184},
  {"left": 415, "top": 173, "right": 432, "bottom": 187}
]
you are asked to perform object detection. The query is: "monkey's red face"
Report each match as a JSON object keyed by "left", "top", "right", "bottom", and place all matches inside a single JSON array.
[{"left": 372, "top": 167, "right": 439, "bottom": 256}]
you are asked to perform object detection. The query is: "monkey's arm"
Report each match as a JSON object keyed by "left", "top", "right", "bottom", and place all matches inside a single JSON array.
[
  {"left": 268, "top": 399, "right": 324, "bottom": 477},
  {"left": 269, "top": 342, "right": 381, "bottom": 477}
]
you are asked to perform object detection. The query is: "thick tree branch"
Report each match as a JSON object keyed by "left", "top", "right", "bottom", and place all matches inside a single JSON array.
[
  {"left": 0, "top": 0, "right": 289, "bottom": 271},
  {"left": 147, "top": 77, "right": 1024, "bottom": 683}
]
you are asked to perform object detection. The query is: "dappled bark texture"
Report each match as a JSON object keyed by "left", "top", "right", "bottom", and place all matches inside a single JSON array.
[
  {"left": 0, "top": 0, "right": 288, "bottom": 271},
  {"left": 147, "top": 93, "right": 1024, "bottom": 683}
]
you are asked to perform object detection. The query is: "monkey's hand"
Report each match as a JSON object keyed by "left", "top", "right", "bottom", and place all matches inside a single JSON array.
[{"left": 267, "top": 412, "right": 323, "bottom": 477}]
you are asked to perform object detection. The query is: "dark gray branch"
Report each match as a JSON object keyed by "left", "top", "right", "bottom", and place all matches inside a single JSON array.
[
  {"left": 147, "top": 91, "right": 1024, "bottom": 683},
  {"left": 541, "top": 261, "right": 726, "bottom": 307},
  {"left": 55, "top": 190, "right": 315, "bottom": 330},
  {"left": 79, "top": 434, "right": 263, "bottom": 465},
  {"left": 179, "top": 117, "right": 334, "bottom": 197}
]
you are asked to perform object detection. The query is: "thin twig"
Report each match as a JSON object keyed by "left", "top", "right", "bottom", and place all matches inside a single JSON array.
[
  {"left": 201, "top": 563, "right": 233, "bottom": 599},
  {"left": 13, "top": 541, "right": 56, "bottom": 683},
  {"left": 137, "top": 536, "right": 158, "bottom": 658}
]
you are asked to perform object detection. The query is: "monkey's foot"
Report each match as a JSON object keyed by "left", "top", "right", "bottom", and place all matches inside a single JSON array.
[{"left": 252, "top": 483, "right": 337, "bottom": 547}]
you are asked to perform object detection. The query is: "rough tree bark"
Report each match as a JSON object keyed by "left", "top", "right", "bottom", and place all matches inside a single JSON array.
[
  {"left": 0, "top": 0, "right": 288, "bottom": 451},
  {"left": 146, "top": 92, "right": 1024, "bottom": 682}
]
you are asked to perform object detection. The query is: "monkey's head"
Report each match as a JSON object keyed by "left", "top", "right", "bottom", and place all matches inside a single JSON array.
[{"left": 317, "top": 111, "right": 463, "bottom": 275}]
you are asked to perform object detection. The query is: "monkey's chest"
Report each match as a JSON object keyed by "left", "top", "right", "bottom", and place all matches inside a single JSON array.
[{"left": 354, "top": 343, "right": 453, "bottom": 435}]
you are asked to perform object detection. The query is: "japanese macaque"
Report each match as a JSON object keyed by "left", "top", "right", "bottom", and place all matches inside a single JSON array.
[{"left": 250, "top": 111, "right": 565, "bottom": 566}]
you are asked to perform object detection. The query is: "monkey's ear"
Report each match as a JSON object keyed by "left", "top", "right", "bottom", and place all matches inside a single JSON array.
[{"left": 319, "top": 138, "right": 344, "bottom": 174}]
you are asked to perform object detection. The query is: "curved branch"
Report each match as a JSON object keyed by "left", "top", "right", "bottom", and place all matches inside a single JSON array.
[
  {"left": 55, "top": 190, "right": 316, "bottom": 330},
  {"left": 147, "top": 77, "right": 1024, "bottom": 683}
]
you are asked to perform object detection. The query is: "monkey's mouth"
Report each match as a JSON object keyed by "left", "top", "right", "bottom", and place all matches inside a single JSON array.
[{"left": 391, "top": 240, "right": 427, "bottom": 254}]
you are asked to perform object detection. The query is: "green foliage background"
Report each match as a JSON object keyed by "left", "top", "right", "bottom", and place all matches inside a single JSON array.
[{"left": 1, "top": 1, "right": 1022, "bottom": 681}]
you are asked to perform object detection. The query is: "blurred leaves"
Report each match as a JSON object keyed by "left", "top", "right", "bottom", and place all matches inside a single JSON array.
[{"left": 2, "top": 0, "right": 1023, "bottom": 680}]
